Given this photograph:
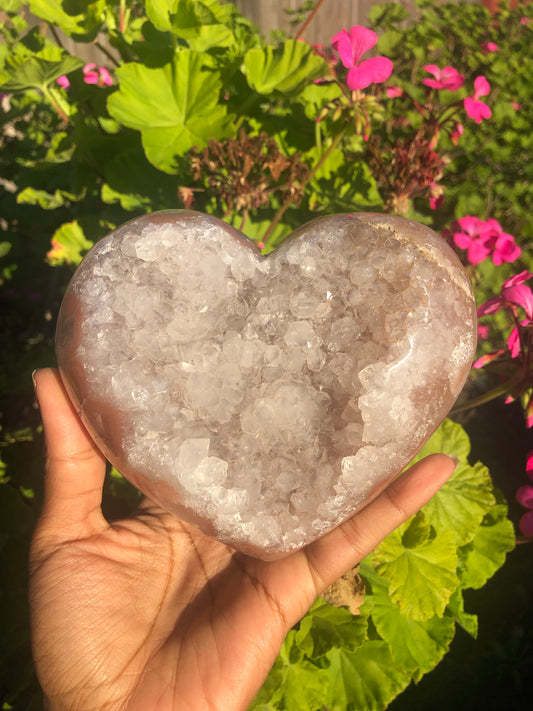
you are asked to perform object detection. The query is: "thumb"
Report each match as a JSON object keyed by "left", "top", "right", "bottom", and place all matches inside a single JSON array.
[{"left": 33, "top": 368, "right": 108, "bottom": 539}]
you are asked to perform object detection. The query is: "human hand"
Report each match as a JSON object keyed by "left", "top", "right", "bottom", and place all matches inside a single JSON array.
[{"left": 29, "top": 368, "right": 454, "bottom": 711}]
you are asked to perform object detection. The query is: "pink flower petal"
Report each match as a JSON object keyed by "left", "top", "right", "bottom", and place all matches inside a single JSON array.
[
  {"left": 332, "top": 29, "right": 355, "bottom": 69},
  {"left": 386, "top": 85, "right": 403, "bottom": 98},
  {"left": 507, "top": 326, "right": 521, "bottom": 358},
  {"left": 346, "top": 57, "right": 393, "bottom": 90},
  {"left": 423, "top": 64, "right": 441, "bottom": 78},
  {"left": 474, "top": 75, "right": 491, "bottom": 97},
  {"left": 83, "top": 63, "right": 97, "bottom": 73},
  {"left": 477, "top": 297, "right": 504, "bottom": 316},
  {"left": 502, "top": 284, "right": 533, "bottom": 318},
  {"left": 526, "top": 451, "right": 533, "bottom": 478},
  {"left": 467, "top": 240, "right": 491, "bottom": 265},
  {"left": 503, "top": 271, "right": 533, "bottom": 289},
  {"left": 519, "top": 509, "right": 533, "bottom": 536},
  {"left": 348, "top": 25, "right": 378, "bottom": 65},
  {"left": 456, "top": 215, "right": 482, "bottom": 237},
  {"left": 472, "top": 350, "right": 505, "bottom": 368},
  {"left": 517, "top": 484, "right": 533, "bottom": 509},
  {"left": 98, "top": 67, "right": 113, "bottom": 86}
]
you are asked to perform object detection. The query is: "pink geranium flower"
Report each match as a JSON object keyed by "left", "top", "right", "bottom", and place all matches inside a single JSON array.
[
  {"left": 331, "top": 26, "right": 393, "bottom": 91},
  {"left": 464, "top": 76, "right": 491, "bottom": 123},
  {"left": 481, "top": 41, "right": 499, "bottom": 53},
  {"left": 56, "top": 75, "right": 70, "bottom": 89},
  {"left": 386, "top": 85, "right": 403, "bottom": 98},
  {"left": 422, "top": 65, "right": 464, "bottom": 91},
  {"left": 83, "top": 63, "right": 113, "bottom": 87},
  {"left": 451, "top": 122, "right": 464, "bottom": 146},
  {"left": 452, "top": 216, "right": 520, "bottom": 267},
  {"left": 452, "top": 216, "right": 491, "bottom": 265}
]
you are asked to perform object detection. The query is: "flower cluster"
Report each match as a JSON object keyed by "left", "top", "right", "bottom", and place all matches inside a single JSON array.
[
  {"left": 331, "top": 26, "right": 393, "bottom": 91},
  {"left": 56, "top": 64, "right": 113, "bottom": 90},
  {"left": 464, "top": 75, "right": 491, "bottom": 123},
  {"left": 449, "top": 215, "right": 521, "bottom": 266},
  {"left": 475, "top": 271, "right": 533, "bottom": 426}
]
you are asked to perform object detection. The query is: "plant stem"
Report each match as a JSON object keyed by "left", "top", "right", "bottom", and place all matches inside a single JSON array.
[
  {"left": 42, "top": 85, "right": 70, "bottom": 125},
  {"left": 94, "top": 41, "right": 120, "bottom": 68},
  {"left": 450, "top": 380, "right": 512, "bottom": 415},
  {"left": 293, "top": 0, "right": 326, "bottom": 41},
  {"left": 262, "top": 128, "right": 345, "bottom": 249}
]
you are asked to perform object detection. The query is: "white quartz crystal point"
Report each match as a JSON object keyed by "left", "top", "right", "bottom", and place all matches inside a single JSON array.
[{"left": 55, "top": 210, "right": 477, "bottom": 560}]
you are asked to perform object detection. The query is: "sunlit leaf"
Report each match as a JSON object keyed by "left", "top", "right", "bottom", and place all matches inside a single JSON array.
[
  {"left": 107, "top": 52, "right": 233, "bottom": 173},
  {"left": 0, "top": 55, "right": 83, "bottom": 92},
  {"left": 373, "top": 512, "right": 459, "bottom": 621},
  {"left": 295, "top": 598, "right": 367, "bottom": 658},
  {"left": 410, "top": 420, "right": 496, "bottom": 546},
  {"left": 47, "top": 221, "right": 93, "bottom": 266},
  {"left": 28, "top": 0, "right": 105, "bottom": 40},
  {"left": 325, "top": 642, "right": 411, "bottom": 711},
  {"left": 243, "top": 41, "right": 327, "bottom": 95},
  {"left": 360, "top": 562, "right": 455, "bottom": 681},
  {"left": 458, "top": 503, "right": 515, "bottom": 590}
]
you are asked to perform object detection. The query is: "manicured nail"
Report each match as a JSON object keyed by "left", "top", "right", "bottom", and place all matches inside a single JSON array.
[
  {"left": 450, "top": 455, "right": 461, "bottom": 470},
  {"left": 32, "top": 369, "right": 39, "bottom": 390}
]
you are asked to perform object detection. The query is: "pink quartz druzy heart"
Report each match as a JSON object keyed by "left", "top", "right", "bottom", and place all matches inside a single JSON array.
[{"left": 56, "top": 211, "right": 477, "bottom": 559}]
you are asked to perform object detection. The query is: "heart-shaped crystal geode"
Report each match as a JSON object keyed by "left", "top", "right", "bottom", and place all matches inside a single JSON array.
[{"left": 56, "top": 211, "right": 476, "bottom": 559}]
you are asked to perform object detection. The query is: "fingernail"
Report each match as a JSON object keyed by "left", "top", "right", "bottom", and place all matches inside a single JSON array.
[
  {"left": 450, "top": 455, "right": 461, "bottom": 471},
  {"left": 32, "top": 369, "right": 39, "bottom": 390}
]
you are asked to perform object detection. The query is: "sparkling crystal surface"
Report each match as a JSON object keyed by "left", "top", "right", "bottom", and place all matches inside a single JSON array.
[{"left": 56, "top": 211, "right": 477, "bottom": 559}]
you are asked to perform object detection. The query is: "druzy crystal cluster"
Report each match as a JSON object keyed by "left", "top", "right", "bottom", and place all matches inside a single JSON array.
[{"left": 56, "top": 211, "right": 477, "bottom": 558}]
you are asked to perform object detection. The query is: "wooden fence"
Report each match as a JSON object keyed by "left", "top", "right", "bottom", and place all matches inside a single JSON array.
[
  {"left": 233, "top": 0, "right": 399, "bottom": 44},
  {"left": 22, "top": 0, "right": 480, "bottom": 65}
]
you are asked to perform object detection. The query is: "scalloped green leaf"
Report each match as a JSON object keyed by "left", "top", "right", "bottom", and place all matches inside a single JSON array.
[
  {"left": 324, "top": 641, "right": 411, "bottom": 711},
  {"left": 360, "top": 562, "right": 455, "bottom": 681},
  {"left": 458, "top": 503, "right": 515, "bottom": 590},
  {"left": 446, "top": 588, "right": 478, "bottom": 638},
  {"left": 295, "top": 598, "right": 367, "bottom": 659},
  {"left": 250, "top": 629, "right": 331, "bottom": 710},
  {"left": 0, "top": 55, "right": 83, "bottom": 92},
  {"left": 146, "top": 0, "right": 234, "bottom": 50},
  {"left": 373, "top": 512, "right": 459, "bottom": 621},
  {"left": 107, "top": 52, "right": 233, "bottom": 173},
  {"left": 29, "top": 0, "right": 105, "bottom": 41},
  {"left": 409, "top": 419, "right": 496, "bottom": 546},
  {"left": 243, "top": 40, "right": 327, "bottom": 96},
  {"left": 47, "top": 220, "right": 93, "bottom": 266}
]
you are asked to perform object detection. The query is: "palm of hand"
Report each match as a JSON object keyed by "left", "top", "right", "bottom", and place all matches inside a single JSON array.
[
  {"left": 30, "top": 500, "right": 317, "bottom": 711},
  {"left": 30, "top": 369, "right": 454, "bottom": 711}
]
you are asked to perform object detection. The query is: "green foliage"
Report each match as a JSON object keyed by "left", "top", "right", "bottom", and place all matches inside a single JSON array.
[
  {"left": 0, "top": 1, "right": 525, "bottom": 709},
  {"left": 250, "top": 420, "right": 514, "bottom": 710}
]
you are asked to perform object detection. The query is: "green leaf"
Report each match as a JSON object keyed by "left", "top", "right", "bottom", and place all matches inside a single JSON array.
[
  {"left": 243, "top": 40, "right": 327, "bottom": 96},
  {"left": 0, "top": 242, "right": 12, "bottom": 259},
  {"left": 251, "top": 629, "right": 331, "bottom": 710},
  {"left": 324, "top": 642, "right": 411, "bottom": 711},
  {"left": 0, "top": 55, "right": 84, "bottom": 92},
  {"left": 17, "top": 186, "right": 82, "bottom": 210},
  {"left": 295, "top": 598, "right": 367, "bottom": 659},
  {"left": 28, "top": 0, "right": 105, "bottom": 41},
  {"left": 458, "top": 503, "right": 515, "bottom": 590},
  {"left": 146, "top": 0, "right": 234, "bottom": 50},
  {"left": 360, "top": 562, "right": 455, "bottom": 681},
  {"left": 47, "top": 221, "right": 94, "bottom": 266},
  {"left": 409, "top": 420, "right": 496, "bottom": 546},
  {"left": 373, "top": 511, "right": 459, "bottom": 621},
  {"left": 107, "top": 52, "right": 233, "bottom": 173},
  {"left": 446, "top": 588, "right": 478, "bottom": 639}
]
